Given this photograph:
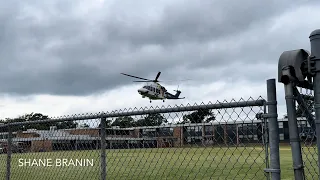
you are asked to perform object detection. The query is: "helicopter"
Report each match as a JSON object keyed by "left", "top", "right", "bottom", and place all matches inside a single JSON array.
[{"left": 121, "top": 72, "right": 185, "bottom": 103}]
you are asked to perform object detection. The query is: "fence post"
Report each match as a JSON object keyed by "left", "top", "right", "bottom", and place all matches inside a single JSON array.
[
  {"left": 6, "top": 125, "right": 12, "bottom": 180},
  {"left": 265, "top": 79, "right": 281, "bottom": 180},
  {"left": 100, "top": 117, "right": 107, "bottom": 180},
  {"left": 262, "top": 104, "right": 270, "bottom": 180},
  {"left": 284, "top": 80, "right": 305, "bottom": 179},
  {"left": 309, "top": 29, "right": 320, "bottom": 179}
]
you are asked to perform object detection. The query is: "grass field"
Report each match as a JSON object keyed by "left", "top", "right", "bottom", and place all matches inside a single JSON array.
[{"left": 0, "top": 146, "right": 318, "bottom": 180}]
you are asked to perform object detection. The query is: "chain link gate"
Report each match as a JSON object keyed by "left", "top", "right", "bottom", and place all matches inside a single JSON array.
[{"left": 278, "top": 28, "right": 320, "bottom": 180}]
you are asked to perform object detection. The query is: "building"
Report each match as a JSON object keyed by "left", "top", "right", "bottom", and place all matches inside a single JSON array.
[{"left": 0, "top": 117, "right": 315, "bottom": 153}]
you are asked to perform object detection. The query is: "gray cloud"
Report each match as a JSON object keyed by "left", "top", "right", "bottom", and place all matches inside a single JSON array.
[{"left": 0, "top": 0, "right": 319, "bottom": 96}]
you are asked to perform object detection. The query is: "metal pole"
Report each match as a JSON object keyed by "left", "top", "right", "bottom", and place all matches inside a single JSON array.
[
  {"left": 266, "top": 79, "right": 281, "bottom": 180},
  {"left": 309, "top": 29, "right": 320, "bottom": 179},
  {"left": 262, "top": 103, "right": 270, "bottom": 180},
  {"left": 6, "top": 125, "right": 12, "bottom": 180},
  {"left": 100, "top": 118, "right": 107, "bottom": 180},
  {"left": 284, "top": 82, "right": 305, "bottom": 179}
]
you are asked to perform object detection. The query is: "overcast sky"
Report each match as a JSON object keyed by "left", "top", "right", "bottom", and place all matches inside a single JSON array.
[{"left": 0, "top": 0, "right": 319, "bottom": 122}]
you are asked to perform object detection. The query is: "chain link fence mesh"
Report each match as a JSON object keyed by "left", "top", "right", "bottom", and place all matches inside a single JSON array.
[
  {"left": 0, "top": 97, "right": 269, "bottom": 180},
  {"left": 9, "top": 117, "right": 102, "bottom": 180},
  {"left": 296, "top": 87, "right": 318, "bottom": 180},
  {"left": 0, "top": 139, "right": 6, "bottom": 179}
]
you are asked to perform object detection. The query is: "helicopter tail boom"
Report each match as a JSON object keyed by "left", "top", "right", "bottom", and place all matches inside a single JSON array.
[{"left": 165, "top": 90, "right": 184, "bottom": 99}]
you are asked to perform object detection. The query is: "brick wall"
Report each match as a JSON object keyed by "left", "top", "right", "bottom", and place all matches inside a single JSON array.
[
  {"left": 173, "top": 127, "right": 183, "bottom": 147},
  {"left": 31, "top": 140, "right": 52, "bottom": 152}
]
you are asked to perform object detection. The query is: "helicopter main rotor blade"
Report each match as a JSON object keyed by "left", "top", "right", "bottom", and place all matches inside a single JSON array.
[
  {"left": 157, "top": 79, "right": 191, "bottom": 85},
  {"left": 121, "top": 73, "right": 151, "bottom": 81},
  {"left": 133, "top": 80, "right": 156, "bottom": 82},
  {"left": 154, "top": 72, "right": 161, "bottom": 82},
  {"left": 164, "top": 78, "right": 191, "bottom": 82}
]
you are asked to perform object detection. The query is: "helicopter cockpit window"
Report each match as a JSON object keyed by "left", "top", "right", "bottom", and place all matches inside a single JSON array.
[{"left": 143, "top": 86, "right": 147, "bottom": 89}]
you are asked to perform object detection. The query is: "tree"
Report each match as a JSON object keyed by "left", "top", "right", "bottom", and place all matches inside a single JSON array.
[
  {"left": 134, "top": 113, "right": 168, "bottom": 127},
  {"left": 56, "top": 121, "right": 78, "bottom": 129},
  {"left": 135, "top": 118, "right": 146, "bottom": 127},
  {"left": 0, "top": 112, "right": 78, "bottom": 132},
  {"left": 82, "top": 123, "right": 90, "bottom": 128},
  {"left": 111, "top": 116, "right": 135, "bottom": 128},
  {"left": 143, "top": 113, "right": 168, "bottom": 126},
  {"left": 97, "top": 119, "right": 112, "bottom": 128},
  {"left": 182, "top": 109, "right": 216, "bottom": 124}
]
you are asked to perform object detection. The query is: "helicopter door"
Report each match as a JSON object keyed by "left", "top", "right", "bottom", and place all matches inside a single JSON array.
[
  {"left": 157, "top": 85, "right": 163, "bottom": 98},
  {"left": 156, "top": 88, "right": 160, "bottom": 97},
  {"left": 151, "top": 87, "right": 156, "bottom": 94}
]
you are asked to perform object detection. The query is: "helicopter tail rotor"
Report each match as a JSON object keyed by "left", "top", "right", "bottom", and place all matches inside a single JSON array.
[{"left": 173, "top": 85, "right": 181, "bottom": 92}]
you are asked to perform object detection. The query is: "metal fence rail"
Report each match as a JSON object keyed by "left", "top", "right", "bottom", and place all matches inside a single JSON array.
[{"left": 0, "top": 97, "right": 271, "bottom": 180}]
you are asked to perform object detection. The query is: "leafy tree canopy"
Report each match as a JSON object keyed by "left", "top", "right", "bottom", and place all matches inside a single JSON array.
[
  {"left": 181, "top": 109, "right": 216, "bottom": 124},
  {"left": 0, "top": 112, "right": 77, "bottom": 132},
  {"left": 111, "top": 116, "right": 135, "bottom": 128}
]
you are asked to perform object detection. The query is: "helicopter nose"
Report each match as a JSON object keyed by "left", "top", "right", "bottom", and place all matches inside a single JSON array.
[{"left": 138, "top": 88, "right": 146, "bottom": 94}]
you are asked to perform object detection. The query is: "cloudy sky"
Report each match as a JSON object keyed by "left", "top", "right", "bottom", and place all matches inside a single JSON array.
[{"left": 0, "top": 0, "right": 319, "bottom": 121}]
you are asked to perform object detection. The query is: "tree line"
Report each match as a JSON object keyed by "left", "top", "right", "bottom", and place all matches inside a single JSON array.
[
  {"left": 0, "top": 112, "right": 78, "bottom": 132},
  {"left": 0, "top": 109, "right": 216, "bottom": 132},
  {"left": 99, "top": 109, "right": 215, "bottom": 128}
]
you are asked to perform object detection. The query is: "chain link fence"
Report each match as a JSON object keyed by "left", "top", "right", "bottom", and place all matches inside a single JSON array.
[
  {"left": 280, "top": 85, "right": 318, "bottom": 180},
  {"left": 0, "top": 97, "right": 271, "bottom": 180},
  {"left": 277, "top": 28, "right": 320, "bottom": 180},
  {"left": 296, "top": 87, "right": 318, "bottom": 179}
]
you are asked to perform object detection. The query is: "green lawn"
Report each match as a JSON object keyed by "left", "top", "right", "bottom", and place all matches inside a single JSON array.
[{"left": 0, "top": 146, "right": 318, "bottom": 180}]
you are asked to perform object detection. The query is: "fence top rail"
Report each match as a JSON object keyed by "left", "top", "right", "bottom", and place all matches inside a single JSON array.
[
  {"left": 0, "top": 99, "right": 265, "bottom": 128},
  {"left": 0, "top": 117, "right": 309, "bottom": 135}
]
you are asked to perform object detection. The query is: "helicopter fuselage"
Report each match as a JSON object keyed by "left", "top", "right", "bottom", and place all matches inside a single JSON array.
[{"left": 137, "top": 82, "right": 166, "bottom": 100}]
